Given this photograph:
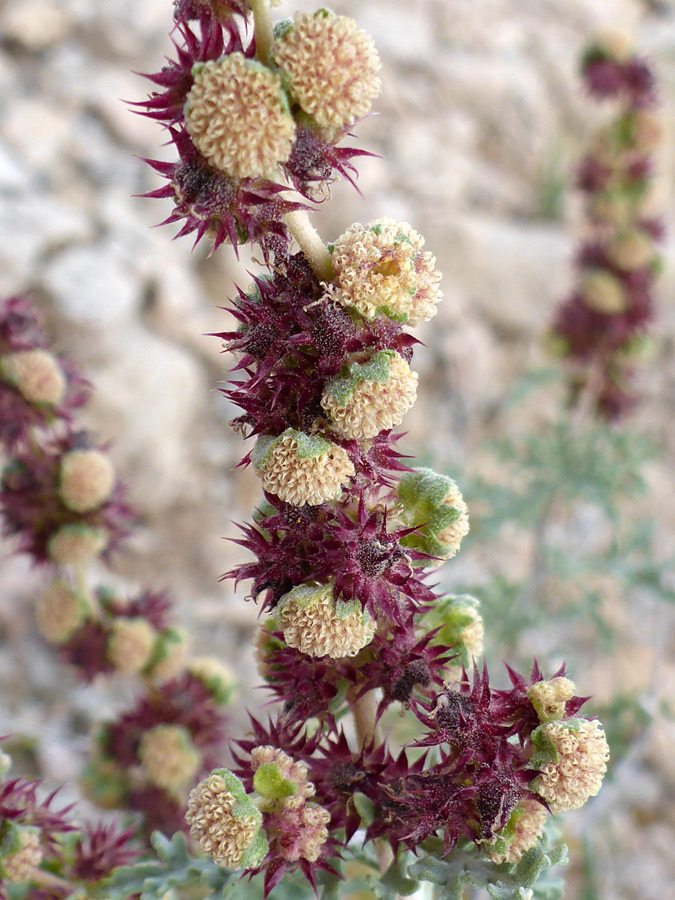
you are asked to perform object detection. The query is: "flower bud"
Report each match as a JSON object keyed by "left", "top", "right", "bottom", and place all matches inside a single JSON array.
[
  {"left": 146, "top": 628, "right": 191, "bottom": 684},
  {"left": 251, "top": 746, "right": 314, "bottom": 807},
  {"left": 81, "top": 755, "right": 128, "bottom": 809},
  {"left": 421, "top": 594, "right": 483, "bottom": 670},
  {"left": 527, "top": 676, "right": 576, "bottom": 723},
  {"left": 607, "top": 230, "right": 655, "bottom": 272},
  {"left": 254, "top": 618, "right": 285, "bottom": 681},
  {"left": 47, "top": 523, "right": 108, "bottom": 565},
  {"left": 188, "top": 657, "right": 236, "bottom": 704},
  {"left": 0, "top": 824, "right": 42, "bottom": 882},
  {"left": 486, "top": 797, "right": 548, "bottom": 864},
  {"left": 185, "top": 53, "right": 296, "bottom": 179},
  {"left": 275, "top": 583, "right": 375, "bottom": 659},
  {"left": 252, "top": 428, "right": 354, "bottom": 506},
  {"left": 321, "top": 350, "right": 418, "bottom": 440},
  {"left": 328, "top": 218, "right": 441, "bottom": 325},
  {"left": 0, "top": 750, "right": 11, "bottom": 777},
  {"left": 186, "top": 769, "right": 268, "bottom": 869},
  {"left": 579, "top": 270, "right": 627, "bottom": 314},
  {"left": 397, "top": 467, "right": 470, "bottom": 563},
  {"left": 35, "top": 580, "right": 90, "bottom": 644},
  {"left": 531, "top": 718, "right": 609, "bottom": 813},
  {"left": 107, "top": 617, "right": 158, "bottom": 674},
  {"left": 58, "top": 449, "right": 115, "bottom": 514},
  {"left": 139, "top": 724, "right": 201, "bottom": 792},
  {"left": 271, "top": 802, "right": 331, "bottom": 863},
  {"left": 273, "top": 10, "right": 381, "bottom": 131},
  {"left": 0, "top": 349, "right": 66, "bottom": 406}
]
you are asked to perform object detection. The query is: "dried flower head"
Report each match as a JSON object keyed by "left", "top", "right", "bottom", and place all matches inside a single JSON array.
[
  {"left": 0, "top": 826, "right": 42, "bottom": 882},
  {"left": 275, "top": 583, "right": 375, "bottom": 659},
  {"left": 139, "top": 724, "right": 201, "bottom": 792},
  {"left": 58, "top": 449, "right": 115, "bottom": 514},
  {"left": 47, "top": 524, "right": 108, "bottom": 566},
  {"left": 35, "top": 581, "right": 90, "bottom": 644},
  {"left": 107, "top": 617, "right": 158, "bottom": 674},
  {"left": 185, "top": 53, "right": 296, "bottom": 179},
  {"left": 527, "top": 676, "right": 576, "bottom": 723},
  {"left": 533, "top": 718, "right": 609, "bottom": 812},
  {"left": 252, "top": 429, "right": 354, "bottom": 506},
  {"left": 579, "top": 270, "right": 628, "bottom": 315},
  {"left": 275, "top": 802, "right": 331, "bottom": 863},
  {"left": 486, "top": 796, "right": 548, "bottom": 864},
  {"left": 321, "top": 350, "right": 418, "bottom": 440},
  {"left": 186, "top": 769, "right": 267, "bottom": 869},
  {"left": 0, "top": 350, "right": 66, "bottom": 406},
  {"left": 328, "top": 218, "right": 442, "bottom": 325},
  {"left": 272, "top": 10, "right": 381, "bottom": 131}
]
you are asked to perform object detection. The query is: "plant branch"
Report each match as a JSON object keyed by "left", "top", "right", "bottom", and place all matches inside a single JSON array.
[
  {"left": 285, "top": 209, "right": 335, "bottom": 282},
  {"left": 250, "top": 0, "right": 274, "bottom": 65},
  {"left": 27, "top": 867, "right": 76, "bottom": 894}
]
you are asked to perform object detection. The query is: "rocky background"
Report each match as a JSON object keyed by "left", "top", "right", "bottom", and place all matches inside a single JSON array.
[{"left": 1, "top": 0, "right": 674, "bottom": 897}]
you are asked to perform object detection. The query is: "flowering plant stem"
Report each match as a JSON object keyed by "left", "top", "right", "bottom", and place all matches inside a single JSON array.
[
  {"left": 285, "top": 209, "right": 335, "bottom": 282},
  {"left": 251, "top": 0, "right": 274, "bottom": 64}
]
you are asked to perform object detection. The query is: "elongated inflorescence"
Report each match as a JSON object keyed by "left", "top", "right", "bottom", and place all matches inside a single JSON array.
[{"left": 550, "top": 30, "right": 663, "bottom": 417}]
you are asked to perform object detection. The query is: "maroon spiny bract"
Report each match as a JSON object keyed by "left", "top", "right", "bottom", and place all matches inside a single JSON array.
[
  {"left": 0, "top": 777, "right": 75, "bottom": 860},
  {"left": 219, "top": 251, "right": 416, "bottom": 439},
  {"left": 173, "top": 0, "right": 251, "bottom": 25},
  {"left": 70, "top": 822, "right": 138, "bottom": 881},
  {"left": 101, "top": 587, "right": 175, "bottom": 632},
  {"left": 141, "top": 128, "right": 305, "bottom": 258},
  {"left": 0, "top": 430, "right": 133, "bottom": 566},
  {"left": 283, "top": 123, "right": 375, "bottom": 200},
  {"left": 57, "top": 620, "right": 114, "bottom": 682}
]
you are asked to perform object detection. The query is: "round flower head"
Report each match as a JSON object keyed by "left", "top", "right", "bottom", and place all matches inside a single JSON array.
[
  {"left": 252, "top": 428, "right": 354, "bottom": 506},
  {"left": 486, "top": 797, "right": 548, "bottom": 865},
  {"left": 527, "top": 676, "right": 576, "bottom": 723},
  {"left": 275, "top": 583, "right": 375, "bottom": 659},
  {"left": 422, "top": 594, "right": 483, "bottom": 671},
  {"left": 0, "top": 826, "right": 42, "bottom": 882},
  {"left": 58, "top": 449, "right": 115, "bottom": 514},
  {"left": 139, "top": 724, "right": 201, "bottom": 792},
  {"left": 328, "top": 218, "right": 442, "bottom": 325},
  {"left": 321, "top": 350, "right": 418, "bottom": 440},
  {"left": 592, "top": 28, "right": 635, "bottom": 64},
  {"left": 532, "top": 718, "right": 610, "bottom": 813},
  {"left": 186, "top": 769, "right": 268, "bottom": 869},
  {"left": 35, "top": 581, "right": 90, "bottom": 644},
  {"left": 107, "top": 617, "right": 158, "bottom": 674},
  {"left": 0, "top": 349, "right": 66, "bottom": 406},
  {"left": 188, "top": 657, "right": 236, "bottom": 704},
  {"left": 272, "top": 10, "right": 381, "bottom": 131},
  {"left": 606, "top": 230, "right": 655, "bottom": 272},
  {"left": 397, "top": 467, "right": 470, "bottom": 563},
  {"left": 146, "top": 628, "right": 191, "bottom": 684},
  {"left": 276, "top": 802, "right": 331, "bottom": 863},
  {"left": 185, "top": 53, "right": 296, "bottom": 179},
  {"left": 47, "top": 524, "right": 108, "bottom": 565},
  {"left": 579, "top": 270, "right": 628, "bottom": 315}
]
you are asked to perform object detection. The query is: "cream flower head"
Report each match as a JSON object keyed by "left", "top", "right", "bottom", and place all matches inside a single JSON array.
[
  {"left": 328, "top": 218, "right": 442, "bottom": 325},
  {"left": 321, "top": 350, "right": 418, "bottom": 440},
  {"left": 185, "top": 53, "right": 296, "bottom": 178},
  {"left": 273, "top": 10, "right": 380, "bottom": 131},
  {"left": 0, "top": 349, "right": 66, "bottom": 406},
  {"left": 35, "top": 581, "right": 89, "bottom": 644},
  {"left": 139, "top": 724, "right": 201, "bottom": 792},
  {"left": 58, "top": 449, "right": 115, "bottom": 514},
  {"left": 528, "top": 677, "right": 576, "bottom": 723},
  {"left": 486, "top": 797, "right": 548, "bottom": 864},
  {"left": 107, "top": 618, "right": 158, "bottom": 674},
  {"left": 275, "top": 583, "right": 375, "bottom": 659},
  {"left": 186, "top": 770, "right": 268, "bottom": 869},
  {"left": 533, "top": 718, "right": 610, "bottom": 813},
  {"left": 252, "top": 428, "right": 354, "bottom": 506}
]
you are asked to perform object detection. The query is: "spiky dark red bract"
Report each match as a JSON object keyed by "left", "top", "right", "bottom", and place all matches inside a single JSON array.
[{"left": 0, "top": 296, "right": 90, "bottom": 451}]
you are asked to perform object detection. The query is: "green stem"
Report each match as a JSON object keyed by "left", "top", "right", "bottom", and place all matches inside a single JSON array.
[
  {"left": 250, "top": 0, "right": 274, "bottom": 65},
  {"left": 27, "top": 867, "right": 76, "bottom": 894},
  {"left": 285, "top": 209, "right": 334, "bottom": 283}
]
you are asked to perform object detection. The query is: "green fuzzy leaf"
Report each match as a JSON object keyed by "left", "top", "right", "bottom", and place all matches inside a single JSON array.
[{"left": 253, "top": 761, "right": 297, "bottom": 801}]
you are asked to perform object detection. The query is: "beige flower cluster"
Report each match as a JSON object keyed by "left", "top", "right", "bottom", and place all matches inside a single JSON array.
[
  {"left": 535, "top": 719, "right": 610, "bottom": 813},
  {"left": 0, "top": 349, "right": 65, "bottom": 406},
  {"left": 274, "top": 583, "right": 375, "bottom": 659},
  {"left": 328, "top": 218, "right": 442, "bottom": 325}
]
